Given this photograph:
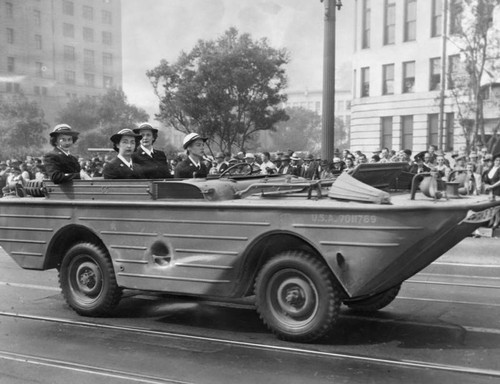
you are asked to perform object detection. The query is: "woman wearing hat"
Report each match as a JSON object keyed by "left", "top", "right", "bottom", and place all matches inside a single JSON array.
[
  {"left": 103, "top": 128, "right": 145, "bottom": 179},
  {"left": 43, "top": 124, "right": 88, "bottom": 184},
  {"left": 131, "top": 123, "right": 172, "bottom": 179},
  {"left": 174, "top": 133, "right": 208, "bottom": 178}
]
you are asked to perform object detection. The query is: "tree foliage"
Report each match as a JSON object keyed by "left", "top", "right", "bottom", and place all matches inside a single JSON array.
[
  {"left": 0, "top": 94, "right": 48, "bottom": 159},
  {"left": 57, "top": 88, "right": 149, "bottom": 155},
  {"left": 448, "top": 0, "right": 500, "bottom": 150},
  {"left": 147, "top": 27, "right": 290, "bottom": 153}
]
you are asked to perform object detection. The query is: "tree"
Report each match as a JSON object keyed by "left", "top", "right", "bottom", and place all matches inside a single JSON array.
[
  {"left": 147, "top": 27, "right": 289, "bottom": 154},
  {"left": 0, "top": 94, "right": 48, "bottom": 159},
  {"left": 57, "top": 88, "right": 149, "bottom": 156},
  {"left": 448, "top": 0, "right": 500, "bottom": 150}
]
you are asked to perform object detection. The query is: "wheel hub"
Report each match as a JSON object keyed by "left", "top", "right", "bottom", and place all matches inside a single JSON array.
[
  {"left": 276, "top": 277, "right": 315, "bottom": 318},
  {"left": 74, "top": 261, "right": 102, "bottom": 296}
]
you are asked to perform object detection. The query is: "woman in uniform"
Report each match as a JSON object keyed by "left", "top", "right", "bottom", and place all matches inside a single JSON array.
[
  {"left": 174, "top": 133, "right": 208, "bottom": 178},
  {"left": 104, "top": 128, "right": 145, "bottom": 179},
  {"left": 43, "top": 124, "right": 88, "bottom": 184},
  {"left": 132, "top": 122, "right": 172, "bottom": 179}
]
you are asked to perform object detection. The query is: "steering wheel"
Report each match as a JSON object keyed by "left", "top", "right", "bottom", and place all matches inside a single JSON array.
[{"left": 220, "top": 162, "right": 258, "bottom": 177}]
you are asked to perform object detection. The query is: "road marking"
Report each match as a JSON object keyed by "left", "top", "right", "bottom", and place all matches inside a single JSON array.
[
  {"left": 433, "top": 262, "right": 500, "bottom": 268},
  {"left": 0, "top": 350, "right": 194, "bottom": 384},
  {"left": 0, "top": 281, "right": 59, "bottom": 292},
  {"left": 1, "top": 311, "right": 500, "bottom": 379}
]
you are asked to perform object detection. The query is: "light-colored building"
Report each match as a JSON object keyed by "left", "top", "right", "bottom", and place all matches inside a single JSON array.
[
  {"left": 350, "top": 0, "right": 497, "bottom": 153},
  {"left": 285, "top": 89, "right": 352, "bottom": 127},
  {"left": 0, "top": 0, "right": 122, "bottom": 125}
]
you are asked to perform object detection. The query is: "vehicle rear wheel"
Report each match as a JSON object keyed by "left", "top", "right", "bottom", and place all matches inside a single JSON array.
[
  {"left": 255, "top": 251, "right": 341, "bottom": 343},
  {"left": 344, "top": 284, "right": 401, "bottom": 312},
  {"left": 59, "top": 242, "right": 121, "bottom": 316}
]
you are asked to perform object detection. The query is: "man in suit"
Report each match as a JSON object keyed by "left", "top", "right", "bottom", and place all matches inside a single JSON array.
[
  {"left": 104, "top": 128, "right": 145, "bottom": 179},
  {"left": 43, "top": 124, "right": 89, "bottom": 184},
  {"left": 300, "top": 154, "right": 318, "bottom": 179},
  {"left": 174, "top": 133, "right": 209, "bottom": 178},
  {"left": 210, "top": 152, "right": 229, "bottom": 175},
  {"left": 278, "top": 155, "right": 293, "bottom": 175},
  {"left": 132, "top": 123, "right": 172, "bottom": 179}
]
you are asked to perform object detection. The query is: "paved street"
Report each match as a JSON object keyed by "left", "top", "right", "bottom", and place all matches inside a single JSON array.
[{"left": 0, "top": 237, "right": 499, "bottom": 383}]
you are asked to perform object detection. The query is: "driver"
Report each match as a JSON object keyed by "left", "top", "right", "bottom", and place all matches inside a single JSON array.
[{"left": 174, "top": 133, "right": 209, "bottom": 178}]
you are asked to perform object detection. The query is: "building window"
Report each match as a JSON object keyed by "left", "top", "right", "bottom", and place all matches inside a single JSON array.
[
  {"left": 34, "top": 10, "right": 41, "bottom": 26},
  {"left": 36, "top": 62, "right": 44, "bottom": 77},
  {"left": 362, "top": 0, "right": 371, "bottom": 49},
  {"left": 430, "top": 57, "right": 441, "bottom": 91},
  {"left": 63, "top": 1, "right": 74, "bottom": 16},
  {"left": 402, "top": 61, "right": 415, "bottom": 93},
  {"left": 7, "top": 57, "right": 15, "bottom": 72},
  {"left": 449, "top": 0, "right": 463, "bottom": 34},
  {"left": 35, "top": 34, "right": 42, "bottom": 49},
  {"left": 102, "top": 10, "right": 112, "bottom": 24},
  {"left": 84, "top": 49, "right": 95, "bottom": 71},
  {"left": 448, "top": 54, "right": 461, "bottom": 89},
  {"left": 83, "top": 5, "right": 94, "bottom": 20},
  {"left": 382, "top": 64, "right": 395, "bottom": 95},
  {"left": 353, "top": 69, "right": 357, "bottom": 98},
  {"left": 102, "top": 31, "right": 112, "bottom": 45},
  {"left": 431, "top": 0, "right": 442, "bottom": 37},
  {"left": 6, "top": 2, "right": 13, "bottom": 18},
  {"left": 401, "top": 115, "right": 414, "bottom": 150},
  {"left": 84, "top": 73, "right": 95, "bottom": 87},
  {"left": 34, "top": 86, "right": 40, "bottom": 95},
  {"left": 381, "top": 117, "right": 393, "bottom": 149},
  {"left": 384, "top": 0, "right": 396, "bottom": 45},
  {"left": 103, "top": 76, "right": 113, "bottom": 88},
  {"left": 428, "top": 113, "right": 439, "bottom": 147},
  {"left": 64, "top": 45, "right": 75, "bottom": 61},
  {"left": 63, "top": 23, "right": 74, "bottom": 38},
  {"left": 7, "top": 28, "right": 14, "bottom": 44},
  {"left": 446, "top": 113, "right": 454, "bottom": 151},
  {"left": 103, "top": 52, "right": 113, "bottom": 68},
  {"left": 65, "top": 70, "right": 76, "bottom": 84},
  {"left": 83, "top": 27, "right": 94, "bottom": 42},
  {"left": 361, "top": 67, "right": 370, "bottom": 97},
  {"left": 404, "top": 0, "right": 417, "bottom": 42}
]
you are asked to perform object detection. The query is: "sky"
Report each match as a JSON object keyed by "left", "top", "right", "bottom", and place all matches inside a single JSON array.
[{"left": 120, "top": 0, "right": 354, "bottom": 120}]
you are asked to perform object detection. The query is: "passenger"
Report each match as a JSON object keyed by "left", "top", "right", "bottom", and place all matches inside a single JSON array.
[
  {"left": 209, "top": 152, "right": 229, "bottom": 175},
  {"left": 174, "top": 133, "right": 209, "bottom": 178},
  {"left": 483, "top": 154, "right": 500, "bottom": 196},
  {"left": 131, "top": 123, "right": 172, "bottom": 179},
  {"left": 43, "top": 124, "right": 90, "bottom": 184},
  {"left": 104, "top": 128, "right": 145, "bottom": 179}
]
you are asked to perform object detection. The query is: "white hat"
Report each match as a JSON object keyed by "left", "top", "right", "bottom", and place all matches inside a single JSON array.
[
  {"left": 183, "top": 132, "right": 207, "bottom": 149},
  {"left": 245, "top": 153, "right": 255, "bottom": 159},
  {"left": 333, "top": 157, "right": 341, "bottom": 163}
]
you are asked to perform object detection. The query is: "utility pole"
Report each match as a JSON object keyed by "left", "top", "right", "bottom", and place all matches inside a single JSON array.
[
  {"left": 321, "top": 0, "right": 340, "bottom": 162},
  {"left": 438, "top": 0, "right": 449, "bottom": 150}
]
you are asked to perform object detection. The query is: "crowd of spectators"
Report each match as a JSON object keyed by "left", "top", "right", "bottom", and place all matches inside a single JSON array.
[{"left": 1, "top": 143, "right": 499, "bottom": 198}]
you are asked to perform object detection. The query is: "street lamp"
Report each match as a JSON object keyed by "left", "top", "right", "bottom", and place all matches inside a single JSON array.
[{"left": 320, "top": 0, "right": 343, "bottom": 162}]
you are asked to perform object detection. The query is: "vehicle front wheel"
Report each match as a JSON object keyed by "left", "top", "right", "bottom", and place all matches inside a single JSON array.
[
  {"left": 59, "top": 242, "right": 121, "bottom": 316},
  {"left": 255, "top": 251, "right": 341, "bottom": 343}
]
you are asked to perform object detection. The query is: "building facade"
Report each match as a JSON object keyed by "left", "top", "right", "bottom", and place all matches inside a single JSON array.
[
  {"left": 0, "top": 0, "right": 122, "bottom": 125},
  {"left": 350, "top": 0, "right": 469, "bottom": 153}
]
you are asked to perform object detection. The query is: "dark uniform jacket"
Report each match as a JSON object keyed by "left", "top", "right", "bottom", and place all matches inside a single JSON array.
[
  {"left": 43, "top": 147, "right": 81, "bottom": 184},
  {"left": 483, "top": 167, "right": 500, "bottom": 196},
  {"left": 301, "top": 163, "right": 319, "bottom": 180},
  {"left": 174, "top": 157, "right": 208, "bottom": 178},
  {"left": 103, "top": 157, "right": 145, "bottom": 179},
  {"left": 132, "top": 148, "right": 172, "bottom": 179}
]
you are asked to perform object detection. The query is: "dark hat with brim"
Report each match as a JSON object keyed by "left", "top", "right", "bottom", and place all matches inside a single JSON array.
[
  {"left": 133, "top": 122, "right": 158, "bottom": 134},
  {"left": 304, "top": 154, "right": 314, "bottom": 161},
  {"left": 49, "top": 124, "right": 79, "bottom": 137},
  {"left": 110, "top": 128, "right": 142, "bottom": 144}
]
